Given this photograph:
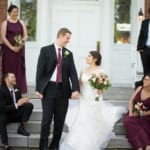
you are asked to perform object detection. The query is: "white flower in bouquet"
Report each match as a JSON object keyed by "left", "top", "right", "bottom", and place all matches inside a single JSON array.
[
  {"left": 92, "top": 77, "right": 96, "bottom": 82},
  {"left": 13, "top": 34, "right": 24, "bottom": 47},
  {"left": 88, "top": 72, "right": 111, "bottom": 101},
  {"left": 134, "top": 102, "right": 148, "bottom": 117}
]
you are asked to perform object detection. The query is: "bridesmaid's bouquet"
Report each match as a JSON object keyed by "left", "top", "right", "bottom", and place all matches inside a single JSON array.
[
  {"left": 88, "top": 72, "right": 111, "bottom": 101},
  {"left": 134, "top": 102, "right": 147, "bottom": 117},
  {"left": 13, "top": 34, "right": 24, "bottom": 47}
]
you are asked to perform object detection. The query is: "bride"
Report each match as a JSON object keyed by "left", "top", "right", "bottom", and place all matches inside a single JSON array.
[{"left": 60, "top": 51, "right": 127, "bottom": 150}]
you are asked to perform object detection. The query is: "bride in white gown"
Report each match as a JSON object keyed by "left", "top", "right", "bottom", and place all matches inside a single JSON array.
[{"left": 60, "top": 51, "right": 127, "bottom": 150}]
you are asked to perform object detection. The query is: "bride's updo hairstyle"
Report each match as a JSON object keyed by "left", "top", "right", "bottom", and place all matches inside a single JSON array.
[{"left": 90, "top": 51, "right": 102, "bottom": 66}]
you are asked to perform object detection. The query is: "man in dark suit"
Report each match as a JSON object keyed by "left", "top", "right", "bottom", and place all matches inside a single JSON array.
[
  {"left": 0, "top": 73, "right": 33, "bottom": 150},
  {"left": 36, "top": 28, "right": 80, "bottom": 150},
  {"left": 136, "top": 18, "right": 150, "bottom": 88}
]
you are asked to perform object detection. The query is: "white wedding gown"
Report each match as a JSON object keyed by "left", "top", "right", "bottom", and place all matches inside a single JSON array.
[{"left": 60, "top": 72, "right": 127, "bottom": 150}]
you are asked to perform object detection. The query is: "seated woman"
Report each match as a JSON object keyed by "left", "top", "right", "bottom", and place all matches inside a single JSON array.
[
  {"left": 124, "top": 73, "right": 150, "bottom": 150},
  {"left": 60, "top": 51, "right": 126, "bottom": 150}
]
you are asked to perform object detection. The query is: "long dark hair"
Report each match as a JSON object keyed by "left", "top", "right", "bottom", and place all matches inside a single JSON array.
[{"left": 89, "top": 51, "right": 102, "bottom": 66}]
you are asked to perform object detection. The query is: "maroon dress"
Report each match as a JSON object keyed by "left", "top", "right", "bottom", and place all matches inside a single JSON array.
[
  {"left": 124, "top": 88, "right": 150, "bottom": 149},
  {"left": 1, "top": 20, "right": 27, "bottom": 93}
]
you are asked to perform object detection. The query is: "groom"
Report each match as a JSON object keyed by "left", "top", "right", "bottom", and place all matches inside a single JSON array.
[{"left": 36, "top": 28, "right": 80, "bottom": 150}]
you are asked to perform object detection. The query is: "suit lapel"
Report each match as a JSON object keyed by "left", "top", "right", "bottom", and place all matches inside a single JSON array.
[
  {"left": 3, "top": 86, "right": 13, "bottom": 102},
  {"left": 62, "top": 47, "right": 67, "bottom": 72},
  {"left": 47, "top": 44, "right": 57, "bottom": 73},
  {"left": 51, "top": 44, "right": 57, "bottom": 61},
  {"left": 62, "top": 47, "right": 65, "bottom": 64}
]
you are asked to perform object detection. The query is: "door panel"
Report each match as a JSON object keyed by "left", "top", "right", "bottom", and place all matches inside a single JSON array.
[{"left": 51, "top": 4, "right": 101, "bottom": 73}]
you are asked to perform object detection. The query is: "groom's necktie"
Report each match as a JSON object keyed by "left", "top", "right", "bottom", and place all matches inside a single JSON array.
[{"left": 56, "top": 48, "right": 62, "bottom": 83}]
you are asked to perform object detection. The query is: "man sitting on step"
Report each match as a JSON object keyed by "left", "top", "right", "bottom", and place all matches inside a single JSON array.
[{"left": 0, "top": 72, "right": 33, "bottom": 150}]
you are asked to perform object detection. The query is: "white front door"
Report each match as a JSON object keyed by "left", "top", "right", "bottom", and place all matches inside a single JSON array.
[{"left": 51, "top": 2, "right": 101, "bottom": 74}]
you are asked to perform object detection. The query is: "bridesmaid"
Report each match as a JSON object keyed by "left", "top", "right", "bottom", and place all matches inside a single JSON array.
[
  {"left": 1, "top": 4, "right": 28, "bottom": 93},
  {"left": 124, "top": 73, "right": 150, "bottom": 150}
]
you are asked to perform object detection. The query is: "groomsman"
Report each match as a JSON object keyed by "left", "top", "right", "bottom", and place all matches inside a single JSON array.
[
  {"left": 136, "top": 18, "right": 150, "bottom": 88},
  {"left": 0, "top": 73, "right": 33, "bottom": 150},
  {"left": 36, "top": 28, "right": 80, "bottom": 150}
]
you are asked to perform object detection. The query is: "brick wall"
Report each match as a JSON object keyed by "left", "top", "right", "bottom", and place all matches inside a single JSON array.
[
  {"left": 0, "top": 0, "right": 7, "bottom": 83},
  {"left": 145, "top": 0, "right": 150, "bottom": 19},
  {"left": 0, "top": 0, "right": 8, "bottom": 43}
]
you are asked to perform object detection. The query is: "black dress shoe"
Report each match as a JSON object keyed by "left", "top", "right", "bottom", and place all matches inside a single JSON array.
[
  {"left": 17, "top": 127, "right": 30, "bottom": 136},
  {"left": 3, "top": 145, "right": 11, "bottom": 150}
]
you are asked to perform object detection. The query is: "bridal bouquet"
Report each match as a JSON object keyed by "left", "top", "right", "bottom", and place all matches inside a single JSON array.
[
  {"left": 13, "top": 34, "right": 24, "bottom": 47},
  {"left": 88, "top": 73, "right": 111, "bottom": 101},
  {"left": 134, "top": 102, "right": 147, "bottom": 117}
]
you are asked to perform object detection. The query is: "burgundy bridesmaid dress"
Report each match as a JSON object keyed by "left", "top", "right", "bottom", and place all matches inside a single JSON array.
[
  {"left": 124, "top": 88, "right": 150, "bottom": 149},
  {"left": 1, "top": 20, "right": 27, "bottom": 93}
]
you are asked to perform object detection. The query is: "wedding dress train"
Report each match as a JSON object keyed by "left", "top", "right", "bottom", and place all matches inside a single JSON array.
[{"left": 60, "top": 72, "right": 127, "bottom": 150}]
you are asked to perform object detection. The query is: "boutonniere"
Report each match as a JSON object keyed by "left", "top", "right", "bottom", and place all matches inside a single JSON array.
[
  {"left": 64, "top": 50, "right": 70, "bottom": 58},
  {"left": 14, "top": 88, "right": 19, "bottom": 92}
]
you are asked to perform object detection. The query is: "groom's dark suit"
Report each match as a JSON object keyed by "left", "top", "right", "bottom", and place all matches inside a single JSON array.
[
  {"left": 36, "top": 44, "right": 80, "bottom": 150},
  {"left": 137, "top": 19, "right": 150, "bottom": 77}
]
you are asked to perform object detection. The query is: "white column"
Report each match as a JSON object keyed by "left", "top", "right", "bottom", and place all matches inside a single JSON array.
[
  {"left": 37, "top": 0, "right": 52, "bottom": 47},
  {"left": 100, "top": 0, "right": 113, "bottom": 75}
]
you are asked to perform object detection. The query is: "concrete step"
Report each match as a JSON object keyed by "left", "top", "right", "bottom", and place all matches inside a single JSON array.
[
  {"left": 113, "top": 122, "right": 126, "bottom": 135},
  {"left": 0, "top": 133, "right": 131, "bottom": 148},
  {"left": 28, "top": 99, "right": 129, "bottom": 121},
  {"left": 0, "top": 99, "right": 130, "bottom": 149},
  {"left": 0, "top": 134, "right": 28, "bottom": 147},
  {"left": 7, "top": 118, "right": 125, "bottom": 135},
  {"left": 107, "top": 135, "right": 131, "bottom": 149},
  {"left": 7, "top": 121, "right": 41, "bottom": 133},
  {"left": 27, "top": 86, "right": 133, "bottom": 101},
  {"left": 7, "top": 121, "right": 68, "bottom": 134},
  {"left": 29, "top": 99, "right": 41, "bottom": 109},
  {"left": 29, "top": 109, "right": 42, "bottom": 121},
  {"left": 7, "top": 100, "right": 128, "bottom": 134},
  {"left": 29, "top": 99, "right": 129, "bottom": 109},
  {"left": 0, "top": 133, "right": 52, "bottom": 147}
]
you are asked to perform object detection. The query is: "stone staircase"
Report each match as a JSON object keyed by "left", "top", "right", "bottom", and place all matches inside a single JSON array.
[{"left": 0, "top": 98, "right": 132, "bottom": 149}]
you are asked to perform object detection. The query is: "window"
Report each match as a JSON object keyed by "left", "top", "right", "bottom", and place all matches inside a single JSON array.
[
  {"left": 20, "top": 0, "right": 37, "bottom": 41},
  {"left": 114, "top": 0, "right": 131, "bottom": 44}
]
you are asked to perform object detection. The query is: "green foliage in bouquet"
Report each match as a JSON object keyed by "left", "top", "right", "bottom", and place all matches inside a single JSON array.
[
  {"left": 13, "top": 34, "right": 24, "bottom": 47},
  {"left": 88, "top": 73, "right": 111, "bottom": 90}
]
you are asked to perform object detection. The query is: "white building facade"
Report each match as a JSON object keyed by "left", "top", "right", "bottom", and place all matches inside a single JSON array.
[{"left": 9, "top": 0, "right": 144, "bottom": 87}]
